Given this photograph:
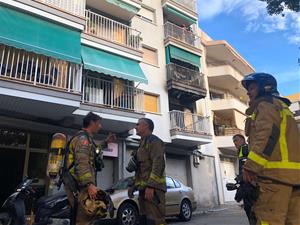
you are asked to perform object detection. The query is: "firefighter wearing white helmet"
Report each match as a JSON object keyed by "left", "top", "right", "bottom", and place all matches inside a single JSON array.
[{"left": 242, "top": 72, "right": 300, "bottom": 225}]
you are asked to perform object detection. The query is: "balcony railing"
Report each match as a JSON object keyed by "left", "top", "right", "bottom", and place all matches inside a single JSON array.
[
  {"left": 215, "top": 126, "right": 244, "bottom": 136},
  {"left": 83, "top": 76, "right": 144, "bottom": 112},
  {"left": 36, "top": 0, "right": 86, "bottom": 17},
  {"left": 0, "top": 45, "right": 81, "bottom": 92},
  {"left": 170, "top": 110, "right": 211, "bottom": 135},
  {"left": 167, "top": 63, "right": 205, "bottom": 88},
  {"left": 164, "top": 22, "right": 200, "bottom": 48},
  {"left": 85, "top": 10, "right": 142, "bottom": 50},
  {"left": 172, "top": 0, "right": 196, "bottom": 12}
]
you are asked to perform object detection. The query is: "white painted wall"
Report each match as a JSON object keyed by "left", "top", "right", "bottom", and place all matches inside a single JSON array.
[
  {"left": 195, "top": 41, "right": 225, "bottom": 205},
  {"left": 189, "top": 154, "right": 219, "bottom": 208},
  {"left": 131, "top": 0, "right": 171, "bottom": 143}
]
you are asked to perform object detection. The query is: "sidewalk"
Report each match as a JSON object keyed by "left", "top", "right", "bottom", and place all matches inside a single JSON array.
[{"left": 168, "top": 203, "right": 248, "bottom": 225}]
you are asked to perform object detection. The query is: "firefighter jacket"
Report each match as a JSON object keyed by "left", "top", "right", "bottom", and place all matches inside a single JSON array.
[
  {"left": 134, "top": 134, "right": 167, "bottom": 192},
  {"left": 68, "top": 130, "right": 97, "bottom": 187},
  {"left": 238, "top": 144, "right": 249, "bottom": 176},
  {"left": 244, "top": 95, "right": 300, "bottom": 185}
]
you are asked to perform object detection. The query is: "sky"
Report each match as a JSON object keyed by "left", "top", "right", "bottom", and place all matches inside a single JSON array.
[{"left": 197, "top": 0, "right": 300, "bottom": 96}]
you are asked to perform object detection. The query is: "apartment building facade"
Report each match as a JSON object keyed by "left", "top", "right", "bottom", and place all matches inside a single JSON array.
[
  {"left": 0, "top": 0, "right": 218, "bottom": 208},
  {"left": 198, "top": 31, "right": 255, "bottom": 203},
  {"left": 287, "top": 93, "right": 300, "bottom": 131}
]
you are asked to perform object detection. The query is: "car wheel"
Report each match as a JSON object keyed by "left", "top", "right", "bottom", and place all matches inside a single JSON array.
[
  {"left": 0, "top": 213, "right": 13, "bottom": 225},
  {"left": 179, "top": 199, "right": 192, "bottom": 221},
  {"left": 117, "top": 203, "right": 138, "bottom": 225}
]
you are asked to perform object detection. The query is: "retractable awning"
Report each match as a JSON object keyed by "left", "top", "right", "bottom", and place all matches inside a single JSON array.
[
  {"left": 166, "top": 45, "right": 200, "bottom": 67},
  {"left": 165, "top": 5, "right": 197, "bottom": 25},
  {"left": 81, "top": 45, "right": 147, "bottom": 84},
  {"left": 0, "top": 5, "right": 81, "bottom": 64}
]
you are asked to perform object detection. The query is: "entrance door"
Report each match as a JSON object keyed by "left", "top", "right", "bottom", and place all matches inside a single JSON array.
[
  {"left": 220, "top": 158, "right": 237, "bottom": 202},
  {"left": 0, "top": 129, "right": 27, "bottom": 205},
  {"left": 166, "top": 157, "right": 188, "bottom": 185}
]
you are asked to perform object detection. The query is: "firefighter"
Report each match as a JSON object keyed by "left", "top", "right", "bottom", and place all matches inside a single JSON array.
[
  {"left": 65, "top": 112, "right": 116, "bottom": 225},
  {"left": 232, "top": 134, "right": 256, "bottom": 225},
  {"left": 128, "top": 118, "right": 166, "bottom": 225},
  {"left": 242, "top": 73, "right": 300, "bottom": 225}
]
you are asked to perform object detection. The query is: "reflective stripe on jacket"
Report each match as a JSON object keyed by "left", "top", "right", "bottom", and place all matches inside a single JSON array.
[
  {"left": 135, "top": 134, "right": 166, "bottom": 192},
  {"left": 244, "top": 96, "right": 300, "bottom": 185}
]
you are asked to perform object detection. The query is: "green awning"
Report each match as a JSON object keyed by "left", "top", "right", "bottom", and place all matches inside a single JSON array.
[
  {"left": 166, "top": 45, "right": 200, "bottom": 67},
  {"left": 165, "top": 6, "right": 197, "bottom": 25},
  {"left": 81, "top": 45, "right": 147, "bottom": 84},
  {"left": 0, "top": 5, "right": 81, "bottom": 64},
  {"left": 106, "top": 0, "right": 139, "bottom": 14}
]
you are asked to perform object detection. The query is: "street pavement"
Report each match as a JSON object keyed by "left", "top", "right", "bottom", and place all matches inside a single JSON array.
[
  {"left": 167, "top": 203, "right": 249, "bottom": 225},
  {"left": 97, "top": 203, "right": 248, "bottom": 225}
]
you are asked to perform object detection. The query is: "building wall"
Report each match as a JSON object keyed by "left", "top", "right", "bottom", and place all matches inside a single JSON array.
[
  {"left": 131, "top": 1, "right": 171, "bottom": 142},
  {"left": 195, "top": 40, "right": 225, "bottom": 205},
  {"left": 189, "top": 153, "right": 219, "bottom": 208}
]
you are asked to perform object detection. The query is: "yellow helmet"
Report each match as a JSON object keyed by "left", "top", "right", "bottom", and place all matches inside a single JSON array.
[{"left": 80, "top": 189, "right": 114, "bottom": 218}]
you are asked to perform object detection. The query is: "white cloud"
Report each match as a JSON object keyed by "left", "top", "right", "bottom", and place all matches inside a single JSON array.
[{"left": 198, "top": 0, "right": 300, "bottom": 45}]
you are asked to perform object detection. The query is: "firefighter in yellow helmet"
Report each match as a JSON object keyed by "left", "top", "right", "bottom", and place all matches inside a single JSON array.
[
  {"left": 127, "top": 118, "right": 166, "bottom": 225},
  {"left": 242, "top": 73, "right": 300, "bottom": 225},
  {"left": 64, "top": 112, "right": 116, "bottom": 225}
]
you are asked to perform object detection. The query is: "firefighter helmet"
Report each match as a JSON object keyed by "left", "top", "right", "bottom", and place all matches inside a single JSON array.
[
  {"left": 80, "top": 189, "right": 114, "bottom": 218},
  {"left": 242, "top": 72, "right": 278, "bottom": 94}
]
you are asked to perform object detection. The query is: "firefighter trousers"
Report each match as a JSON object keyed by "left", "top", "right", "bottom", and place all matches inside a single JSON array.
[
  {"left": 138, "top": 189, "right": 166, "bottom": 225},
  {"left": 254, "top": 181, "right": 300, "bottom": 225}
]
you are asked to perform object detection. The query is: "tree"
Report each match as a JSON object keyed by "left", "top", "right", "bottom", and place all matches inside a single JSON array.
[{"left": 260, "top": 0, "right": 300, "bottom": 15}]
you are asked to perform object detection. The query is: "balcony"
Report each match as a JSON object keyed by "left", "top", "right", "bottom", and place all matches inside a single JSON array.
[
  {"left": 78, "top": 76, "right": 144, "bottom": 133},
  {"left": 86, "top": 0, "right": 141, "bottom": 21},
  {"left": 9, "top": 0, "right": 86, "bottom": 28},
  {"left": 169, "top": 110, "right": 212, "bottom": 148},
  {"left": 82, "top": 76, "right": 143, "bottom": 112},
  {"left": 162, "top": 0, "right": 198, "bottom": 26},
  {"left": 0, "top": 45, "right": 82, "bottom": 122},
  {"left": 172, "top": 0, "right": 196, "bottom": 12},
  {"left": 214, "top": 126, "right": 245, "bottom": 151},
  {"left": 211, "top": 96, "right": 247, "bottom": 114},
  {"left": 167, "top": 63, "right": 206, "bottom": 101},
  {"left": 82, "top": 10, "right": 142, "bottom": 57},
  {"left": 0, "top": 45, "right": 81, "bottom": 93},
  {"left": 35, "top": 0, "right": 86, "bottom": 17},
  {"left": 164, "top": 22, "right": 201, "bottom": 51}
]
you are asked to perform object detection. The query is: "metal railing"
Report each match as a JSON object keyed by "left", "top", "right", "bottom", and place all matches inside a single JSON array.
[
  {"left": 83, "top": 76, "right": 144, "bottom": 112},
  {"left": 167, "top": 63, "right": 205, "bottom": 88},
  {"left": 170, "top": 110, "right": 211, "bottom": 135},
  {"left": 36, "top": 0, "right": 86, "bottom": 17},
  {"left": 85, "top": 10, "right": 142, "bottom": 50},
  {"left": 164, "top": 22, "right": 200, "bottom": 48},
  {"left": 0, "top": 45, "right": 81, "bottom": 92},
  {"left": 172, "top": 0, "right": 196, "bottom": 12}
]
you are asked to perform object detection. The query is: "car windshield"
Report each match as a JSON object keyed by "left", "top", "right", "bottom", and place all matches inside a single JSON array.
[{"left": 110, "top": 177, "right": 133, "bottom": 190}]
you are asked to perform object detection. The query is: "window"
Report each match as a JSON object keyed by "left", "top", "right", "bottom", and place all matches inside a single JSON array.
[
  {"left": 173, "top": 179, "right": 181, "bottom": 188},
  {"left": 142, "top": 46, "right": 158, "bottom": 66},
  {"left": 137, "top": 6, "right": 156, "bottom": 23},
  {"left": 144, "top": 93, "right": 159, "bottom": 113},
  {"left": 166, "top": 177, "right": 175, "bottom": 189}
]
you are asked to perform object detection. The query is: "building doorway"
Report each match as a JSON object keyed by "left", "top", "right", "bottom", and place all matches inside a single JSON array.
[{"left": 0, "top": 128, "right": 50, "bottom": 205}]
